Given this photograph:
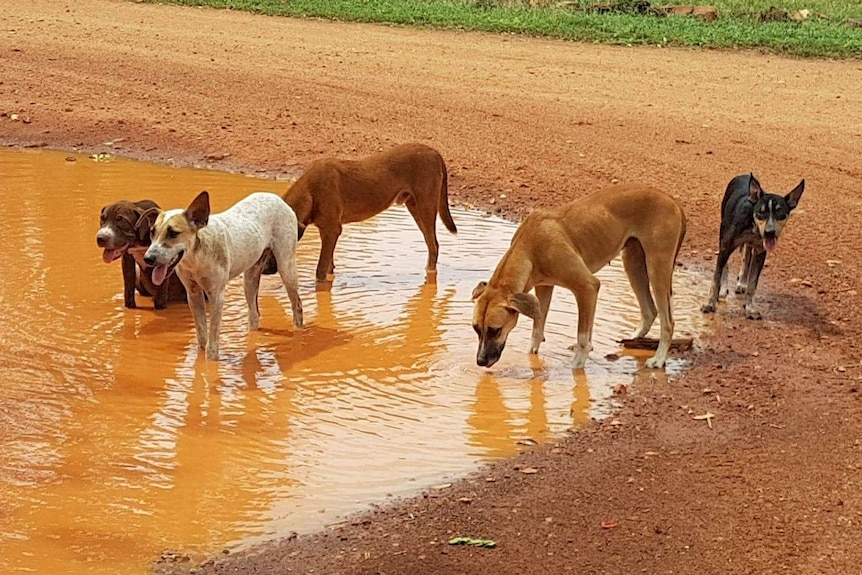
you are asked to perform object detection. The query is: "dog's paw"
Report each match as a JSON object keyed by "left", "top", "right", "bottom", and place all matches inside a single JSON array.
[
  {"left": 528, "top": 335, "right": 544, "bottom": 354},
  {"left": 571, "top": 346, "right": 591, "bottom": 369},
  {"left": 745, "top": 309, "right": 763, "bottom": 320},
  {"left": 124, "top": 300, "right": 137, "bottom": 310},
  {"left": 701, "top": 302, "right": 716, "bottom": 314},
  {"left": 735, "top": 285, "right": 747, "bottom": 295},
  {"left": 205, "top": 346, "right": 220, "bottom": 360},
  {"left": 644, "top": 356, "right": 666, "bottom": 369}
]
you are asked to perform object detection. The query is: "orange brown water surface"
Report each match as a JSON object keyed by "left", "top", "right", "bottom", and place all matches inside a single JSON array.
[{"left": 0, "top": 149, "right": 707, "bottom": 574}]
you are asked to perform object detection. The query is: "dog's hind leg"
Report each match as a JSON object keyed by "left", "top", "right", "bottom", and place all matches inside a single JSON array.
[
  {"left": 316, "top": 223, "right": 342, "bottom": 284},
  {"left": 622, "top": 239, "right": 657, "bottom": 338},
  {"left": 529, "top": 285, "right": 554, "bottom": 354},
  {"left": 742, "top": 249, "right": 767, "bottom": 320},
  {"left": 735, "top": 246, "right": 752, "bottom": 294},
  {"left": 244, "top": 265, "right": 264, "bottom": 331},
  {"left": 405, "top": 196, "right": 440, "bottom": 275},
  {"left": 272, "top": 244, "right": 304, "bottom": 328},
  {"left": 644, "top": 253, "right": 676, "bottom": 368}
]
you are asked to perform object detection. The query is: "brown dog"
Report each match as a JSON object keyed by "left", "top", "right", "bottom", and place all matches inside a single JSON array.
[
  {"left": 96, "top": 200, "right": 186, "bottom": 309},
  {"left": 472, "top": 184, "right": 686, "bottom": 370},
  {"left": 269, "top": 143, "right": 457, "bottom": 283}
]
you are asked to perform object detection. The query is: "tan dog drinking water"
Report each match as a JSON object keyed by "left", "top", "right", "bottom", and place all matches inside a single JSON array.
[{"left": 472, "top": 184, "right": 686, "bottom": 370}]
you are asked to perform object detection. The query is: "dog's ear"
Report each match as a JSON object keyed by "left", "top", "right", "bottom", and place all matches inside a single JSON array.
[
  {"left": 505, "top": 292, "right": 541, "bottom": 320},
  {"left": 785, "top": 179, "right": 805, "bottom": 210},
  {"left": 747, "top": 173, "right": 764, "bottom": 204},
  {"left": 100, "top": 206, "right": 107, "bottom": 219},
  {"left": 185, "top": 191, "right": 211, "bottom": 230},
  {"left": 134, "top": 207, "right": 160, "bottom": 240},
  {"left": 471, "top": 281, "right": 488, "bottom": 301}
]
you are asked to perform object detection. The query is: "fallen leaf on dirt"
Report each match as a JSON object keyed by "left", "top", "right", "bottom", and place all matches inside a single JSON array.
[
  {"left": 826, "top": 259, "right": 842, "bottom": 267},
  {"left": 458, "top": 497, "right": 473, "bottom": 504},
  {"left": 519, "top": 467, "right": 539, "bottom": 474},
  {"left": 516, "top": 438, "right": 539, "bottom": 446},
  {"left": 693, "top": 412, "right": 715, "bottom": 429},
  {"left": 600, "top": 521, "right": 619, "bottom": 529},
  {"left": 610, "top": 419, "right": 623, "bottom": 426},
  {"left": 448, "top": 537, "right": 497, "bottom": 548},
  {"left": 431, "top": 483, "right": 452, "bottom": 490}
]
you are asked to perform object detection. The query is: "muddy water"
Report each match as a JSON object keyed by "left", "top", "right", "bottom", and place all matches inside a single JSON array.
[{"left": 0, "top": 149, "right": 706, "bottom": 574}]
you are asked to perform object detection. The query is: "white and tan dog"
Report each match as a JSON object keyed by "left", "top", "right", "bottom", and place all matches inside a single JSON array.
[
  {"left": 472, "top": 184, "right": 686, "bottom": 370},
  {"left": 142, "top": 191, "right": 304, "bottom": 360}
]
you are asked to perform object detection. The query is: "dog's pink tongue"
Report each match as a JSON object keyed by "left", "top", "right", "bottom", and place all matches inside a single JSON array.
[
  {"left": 763, "top": 238, "right": 777, "bottom": 254},
  {"left": 152, "top": 264, "right": 169, "bottom": 286},
  {"left": 102, "top": 248, "right": 122, "bottom": 263}
]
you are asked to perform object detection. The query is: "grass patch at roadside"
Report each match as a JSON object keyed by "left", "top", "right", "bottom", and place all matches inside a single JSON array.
[{"left": 138, "top": 0, "right": 862, "bottom": 58}]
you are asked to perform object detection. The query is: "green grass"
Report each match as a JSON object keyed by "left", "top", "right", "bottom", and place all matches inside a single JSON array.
[{"left": 138, "top": 0, "right": 862, "bottom": 58}]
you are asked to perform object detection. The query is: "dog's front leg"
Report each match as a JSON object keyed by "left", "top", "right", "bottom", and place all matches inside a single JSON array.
[
  {"left": 154, "top": 283, "right": 169, "bottom": 310},
  {"left": 735, "top": 246, "right": 752, "bottom": 294},
  {"left": 570, "top": 277, "right": 600, "bottom": 369},
  {"left": 701, "top": 245, "right": 733, "bottom": 313},
  {"left": 206, "top": 290, "right": 225, "bottom": 360},
  {"left": 187, "top": 288, "right": 208, "bottom": 350},
  {"left": 122, "top": 254, "right": 137, "bottom": 309},
  {"left": 529, "top": 285, "right": 554, "bottom": 354},
  {"left": 743, "top": 250, "right": 767, "bottom": 320}
]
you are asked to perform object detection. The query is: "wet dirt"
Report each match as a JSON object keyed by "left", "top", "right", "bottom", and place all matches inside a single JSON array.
[
  {"left": 1, "top": 1, "right": 861, "bottom": 574},
  {"left": 0, "top": 149, "right": 706, "bottom": 574}
]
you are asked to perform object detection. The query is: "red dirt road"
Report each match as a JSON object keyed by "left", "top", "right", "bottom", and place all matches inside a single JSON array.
[{"left": 2, "top": 1, "right": 861, "bottom": 573}]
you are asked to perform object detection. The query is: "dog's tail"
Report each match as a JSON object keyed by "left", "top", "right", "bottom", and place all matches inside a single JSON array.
[
  {"left": 438, "top": 162, "right": 457, "bottom": 234},
  {"left": 670, "top": 207, "right": 688, "bottom": 296}
]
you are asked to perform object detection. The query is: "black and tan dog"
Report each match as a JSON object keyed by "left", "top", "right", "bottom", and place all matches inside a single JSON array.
[
  {"left": 96, "top": 200, "right": 186, "bottom": 309},
  {"left": 265, "top": 143, "right": 457, "bottom": 284},
  {"left": 701, "top": 173, "right": 804, "bottom": 320},
  {"left": 472, "top": 184, "right": 686, "bottom": 370}
]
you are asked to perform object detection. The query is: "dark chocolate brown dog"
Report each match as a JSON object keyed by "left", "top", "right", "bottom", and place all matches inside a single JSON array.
[{"left": 96, "top": 200, "right": 186, "bottom": 309}]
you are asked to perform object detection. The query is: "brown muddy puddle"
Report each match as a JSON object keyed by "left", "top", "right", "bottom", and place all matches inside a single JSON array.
[{"left": 0, "top": 149, "right": 707, "bottom": 574}]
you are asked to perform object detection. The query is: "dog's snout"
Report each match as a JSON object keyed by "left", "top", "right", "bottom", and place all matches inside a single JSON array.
[
  {"left": 476, "top": 342, "right": 502, "bottom": 368},
  {"left": 96, "top": 229, "right": 112, "bottom": 247},
  {"left": 144, "top": 253, "right": 156, "bottom": 266}
]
